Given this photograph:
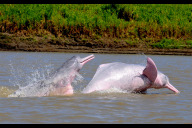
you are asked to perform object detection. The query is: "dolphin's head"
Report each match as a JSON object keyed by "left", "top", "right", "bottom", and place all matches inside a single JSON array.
[
  {"left": 143, "top": 57, "right": 180, "bottom": 94},
  {"left": 51, "top": 54, "right": 95, "bottom": 89},
  {"left": 151, "top": 72, "right": 180, "bottom": 94},
  {"left": 77, "top": 54, "right": 95, "bottom": 70},
  {"left": 61, "top": 54, "right": 95, "bottom": 73}
]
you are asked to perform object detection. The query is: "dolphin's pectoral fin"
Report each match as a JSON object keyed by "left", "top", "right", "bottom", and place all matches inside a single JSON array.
[{"left": 143, "top": 57, "right": 157, "bottom": 82}]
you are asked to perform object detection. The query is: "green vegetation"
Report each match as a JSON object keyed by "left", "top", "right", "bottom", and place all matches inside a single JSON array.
[
  {"left": 151, "top": 39, "right": 192, "bottom": 49},
  {"left": 0, "top": 4, "right": 192, "bottom": 49}
]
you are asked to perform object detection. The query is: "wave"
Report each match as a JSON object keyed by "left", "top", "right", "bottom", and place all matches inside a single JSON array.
[{"left": 0, "top": 86, "right": 15, "bottom": 97}]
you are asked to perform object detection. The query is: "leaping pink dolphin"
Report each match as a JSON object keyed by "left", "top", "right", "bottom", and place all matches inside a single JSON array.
[
  {"left": 48, "top": 54, "right": 95, "bottom": 96},
  {"left": 82, "top": 57, "right": 180, "bottom": 94},
  {"left": 9, "top": 54, "right": 95, "bottom": 97}
]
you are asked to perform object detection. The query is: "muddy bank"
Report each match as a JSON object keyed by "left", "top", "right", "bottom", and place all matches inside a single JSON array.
[{"left": 1, "top": 32, "right": 192, "bottom": 56}]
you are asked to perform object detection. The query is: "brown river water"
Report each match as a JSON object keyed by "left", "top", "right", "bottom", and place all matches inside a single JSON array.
[{"left": 0, "top": 51, "right": 192, "bottom": 124}]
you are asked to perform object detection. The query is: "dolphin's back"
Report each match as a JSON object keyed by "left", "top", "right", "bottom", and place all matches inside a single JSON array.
[{"left": 82, "top": 62, "right": 146, "bottom": 93}]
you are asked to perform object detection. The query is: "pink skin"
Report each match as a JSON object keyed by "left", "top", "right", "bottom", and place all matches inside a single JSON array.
[
  {"left": 82, "top": 57, "right": 180, "bottom": 94},
  {"left": 49, "top": 54, "right": 95, "bottom": 96},
  {"left": 49, "top": 84, "right": 74, "bottom": 96}
]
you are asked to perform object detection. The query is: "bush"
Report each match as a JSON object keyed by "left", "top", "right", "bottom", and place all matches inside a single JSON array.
[{"left": 0, "top": 4, "right": 192, "bottom": 48}]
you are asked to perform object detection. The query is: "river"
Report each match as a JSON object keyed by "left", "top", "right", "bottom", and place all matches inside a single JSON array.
[{"left": 0, "top": 51, "right": 191, "bottom": 124}]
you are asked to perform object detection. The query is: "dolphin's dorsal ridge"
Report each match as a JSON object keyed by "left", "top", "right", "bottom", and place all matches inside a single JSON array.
[{"left": 143, "top": 57, "right": 157, "bottom": 82}]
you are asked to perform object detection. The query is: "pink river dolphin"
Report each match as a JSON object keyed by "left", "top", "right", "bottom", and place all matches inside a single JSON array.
[
  {"left": 48, "top": 54, "right": 95, "bottom": 96},
  {"left": 82, "top": 57, "right": 180, "bottom": 94},
  {"left": 8, "top": 54, "right": 95, "bottom": 97}
]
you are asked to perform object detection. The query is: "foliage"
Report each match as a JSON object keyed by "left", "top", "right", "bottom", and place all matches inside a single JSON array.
[{"left": 0, "top": 4, "right": 192, "bottom": 49}]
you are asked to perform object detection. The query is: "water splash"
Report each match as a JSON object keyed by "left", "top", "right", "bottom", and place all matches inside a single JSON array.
[
  {"left": 8, "top": 60, "right": 85, "bottom": 97},
  {"left": 9, "top": 62, "right": 54, "bottom": 88},
  {"left": 8, "top": 63, "right": 55, "bottom": 97}
]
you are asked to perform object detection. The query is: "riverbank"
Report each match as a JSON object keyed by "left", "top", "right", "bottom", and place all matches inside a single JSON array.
[
  {"left": 1, "top": 32, "right": 192, "bottom": 56},
  {"left": 1, "top": 4, "right": 192, "bottom": 55}
]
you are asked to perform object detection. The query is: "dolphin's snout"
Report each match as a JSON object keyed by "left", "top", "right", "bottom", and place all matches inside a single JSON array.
[
  {"left": 166, "top": 83, "right": 180, "bottom": 94},
  {"left": 80, "top": 54, "right": 95, "bottom": 65}
]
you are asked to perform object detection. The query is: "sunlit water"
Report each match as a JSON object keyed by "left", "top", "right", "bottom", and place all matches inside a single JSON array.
[{"left": 0, "top": 51, "right": 192, "bottom": 124}]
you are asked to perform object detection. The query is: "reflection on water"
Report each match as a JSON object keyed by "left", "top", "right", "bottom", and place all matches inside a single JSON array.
[{"left": 0, "top": 51, "right": 192, "bottom": 123}]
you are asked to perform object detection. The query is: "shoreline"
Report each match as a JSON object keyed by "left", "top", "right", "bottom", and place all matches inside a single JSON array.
[
  {"left": 1, "top": 46, "right": 192, "bottom": 56},
  {"left": 1, "top": 32, "right": 192, "bottom": 56}
]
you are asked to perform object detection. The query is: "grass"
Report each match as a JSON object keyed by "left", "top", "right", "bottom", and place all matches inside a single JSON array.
[
  {"left": 151, "top": 38, "right": 192, "bottom": 49},
  {"left": 0, "top": 4, "right": 192, "bottom": 49}
]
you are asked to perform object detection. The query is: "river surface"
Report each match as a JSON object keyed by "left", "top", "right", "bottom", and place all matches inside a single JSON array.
[{"left": 0, "top": 51, "right": 192, "bottom": 124}]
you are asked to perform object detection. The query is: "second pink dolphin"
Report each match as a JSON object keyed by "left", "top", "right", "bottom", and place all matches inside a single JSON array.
[{"left": 82, "top": 57, "right": 180, "bottom": 94}]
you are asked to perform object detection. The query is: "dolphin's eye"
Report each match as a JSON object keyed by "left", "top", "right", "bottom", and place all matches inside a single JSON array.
[
  {"left": 165, "top": 76, "right": 169, "bottom": 82},
  {"left": 163, "top": 76, "right": 169, "bottom": 85}
]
